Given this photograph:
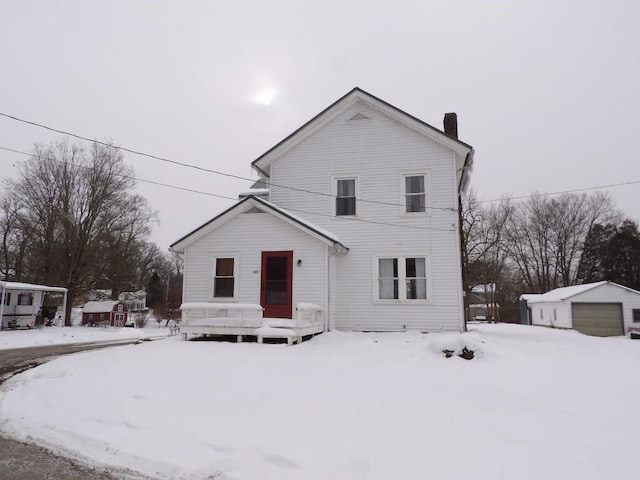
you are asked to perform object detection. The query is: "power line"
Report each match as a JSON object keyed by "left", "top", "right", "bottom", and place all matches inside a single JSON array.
[
  {"left": 0, "top": 111, "right": 454, "bottom": 212},
  {"left": 0, "top": 145, "right": 237, "bottom": 201},
  {"left": 479, "top": 179, "right": 640, "bottom": 204},
  {"left": 0, "top": 144, "right": 454, "bottom": 232}
]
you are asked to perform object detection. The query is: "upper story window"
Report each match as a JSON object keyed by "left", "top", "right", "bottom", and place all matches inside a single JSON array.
[
  {"left": 404, "top": 174, "right": 427, "bottom": 213},
  {"left": 18, "top": 292, "right": 33, "bottom": 306},
  {"left": 213, "top": 257, "right": 236, "bottom": 299},
  {"left": 335, "top": 178, "right": 357, "bottom": 216},
  {"left": 118, "top": 304, "right": 123, "bottom": 311}
]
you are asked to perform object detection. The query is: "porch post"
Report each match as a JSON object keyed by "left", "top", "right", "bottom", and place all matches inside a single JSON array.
[
  {"left": 0, "top": 284, "right": 5, "bottom": 331},
  {"left": 61, "top": 290, "right": 68, "bottom": 327}
]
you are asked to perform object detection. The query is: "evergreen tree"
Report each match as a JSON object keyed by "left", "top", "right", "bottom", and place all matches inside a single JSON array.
[
  {"left": 578, "top": 220, "right": 640, "bottom": 290},
  {"left": 146, "top": 271, "right": 164, "bottom": 309}
]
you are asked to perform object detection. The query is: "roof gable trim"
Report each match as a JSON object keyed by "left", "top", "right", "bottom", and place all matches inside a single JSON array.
[
  {"left": 170, "top": 196, "right": 348, "bottom": 253},
  {"left": 252, "top": 87, "right": 473, "bottom": 177}
]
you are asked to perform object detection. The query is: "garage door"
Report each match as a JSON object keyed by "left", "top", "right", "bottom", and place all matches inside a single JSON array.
[{"left": 571, "top": 303, "right": 623, "bottom": 337}]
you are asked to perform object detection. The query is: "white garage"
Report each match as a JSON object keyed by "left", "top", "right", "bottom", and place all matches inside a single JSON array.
[{"left": 521, "top": 281, "right": 640, "bottom": 337}]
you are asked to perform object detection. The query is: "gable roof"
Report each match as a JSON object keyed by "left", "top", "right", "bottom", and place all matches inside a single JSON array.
[
  {"left": 83, "top": 301, "right": 122, "bottom": 313},
  {"left": 524, "top": 281, "right": 640, "bottom": 304},
  {"left": 251, "top": 87, "right": 474, "bottom": 184},
  {"left": 170, "top": 196, "right": 349, "bottom": 254}
]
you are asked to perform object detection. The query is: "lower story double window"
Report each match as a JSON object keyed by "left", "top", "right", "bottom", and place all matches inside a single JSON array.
[{"left": 377, "top": 256, "right": 427, "bottom": 301}]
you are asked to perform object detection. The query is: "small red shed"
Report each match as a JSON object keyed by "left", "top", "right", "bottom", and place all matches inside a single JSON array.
[{"left": 82, "top": 301, "right": 128, "bottom": 327}]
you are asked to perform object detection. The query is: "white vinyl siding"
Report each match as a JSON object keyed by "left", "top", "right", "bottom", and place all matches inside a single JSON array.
[
  {"left": 184, "top": 212, "right": 327, "bottom": 316},
  {"left": 269, "top": 102, "right": 463, "bottom": 331}
]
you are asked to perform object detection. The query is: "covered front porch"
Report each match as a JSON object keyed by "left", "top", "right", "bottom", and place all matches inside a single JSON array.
[{"left": 179, "top": 302, "right": 325, "bottom": 345}]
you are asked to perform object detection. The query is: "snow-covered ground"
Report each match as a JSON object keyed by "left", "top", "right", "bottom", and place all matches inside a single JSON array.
[
  {"left": 0, "top": 324, "right": 638, "bottom": 480},
  {"left": 0, "top": 324, "right": 170, "bottom": 350}
]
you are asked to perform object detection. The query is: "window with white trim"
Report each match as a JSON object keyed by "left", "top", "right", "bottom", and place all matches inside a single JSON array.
[
  {"left": 633, "top": 309, "right": 640, "bottom": 323},
  {"left": 213, "top": 257, "right": 236, "bottom": 299},
  {"left": 2, "top": 292, "right": 10, "bottom": 306},
  {"left": 404, "top": 174, "right": 427, "bottom": 213},
  {"left": 376, "top": 256, "right": 428, "bottom": 301},
  {"left": 334, "top": 178, "right": 357, "bottom": 216}
]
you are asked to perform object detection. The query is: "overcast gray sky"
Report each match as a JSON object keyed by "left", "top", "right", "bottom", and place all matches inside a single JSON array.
[{"left": 2, "top": 0, "right": 639, "bottom": 251}]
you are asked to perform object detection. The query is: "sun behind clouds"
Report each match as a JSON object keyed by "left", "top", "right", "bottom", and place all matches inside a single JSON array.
[{"left": 253, "top": 86, "right": 278, "bottom": 105}]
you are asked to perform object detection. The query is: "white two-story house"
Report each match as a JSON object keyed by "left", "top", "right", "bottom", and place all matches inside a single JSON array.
[{"left": 170, "top": 88, "right": 474, "bottom": 333}]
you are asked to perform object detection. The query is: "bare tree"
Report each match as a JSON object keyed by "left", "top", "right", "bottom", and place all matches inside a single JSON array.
[
  {"left": 503, "top": 192, "right": 619, "bottom": 293},
  {"left": 3, "top": 138, "right": 157, "bottom": 325},
  {"left": 461, "top": 190, "right": 512, "bottom": 321},
  {"left": 0, "top": 194, "right": 26, "bottom": 280}
]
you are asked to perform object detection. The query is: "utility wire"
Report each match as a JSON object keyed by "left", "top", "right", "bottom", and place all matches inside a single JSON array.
[
  {"left": 479, "top": 180, "right": 640, "bottom": 203},
  {"left": 0, "top": 111, "right": 454, "bottom": 211},
  {"left": 0, "top": 145, "right": 237, "bottom": 201},
  {"left": 0, "top": 145, "right": 454, "bottom": 232}
]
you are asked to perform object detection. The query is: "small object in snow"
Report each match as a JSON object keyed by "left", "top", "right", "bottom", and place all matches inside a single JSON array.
[
  {"left": 458, "top": 347, "right": 475, "bottom": 360},
  {"left": 443, "top": 349, "right": 454, "bottom": 358}
]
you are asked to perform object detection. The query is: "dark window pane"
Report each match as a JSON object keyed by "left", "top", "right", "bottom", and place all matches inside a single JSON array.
[
  {"left": 266, "top": 280, "right": 287, "bottom": 304},
  {"left": 634, "top": 309, "right": 640, "bottom": 322},
  {"left": 406, "top": 258, "right": 426, "bottom": 277},
  {"left": 336, "top": 179, "right": 356, "bottom": 216},
  {"left": 406, "top": 279, "right": 427, "bottom": 299},
  {"left": 214, "top": 278, "right": 234, "bottom": 297},
  {"left": 267, "top": 257, "right": 287, "bottom": 280},
  {"left": 336, "top": 197, "right": 356, "bottom": 216},
  {"left": 337, "top": 179, "right": 355, "bottom": 197},
  {"left": 405, "top": 176, "right": 424, "bottom": 194},
  {"left": 18, "top": 293, "right": 33, "bottom": 306},
  {"left": 406, "top": 194, "right": 425, "bottom": 212},
  {"left": 216, "top": 258, "right": 234, "bottom": 276}
]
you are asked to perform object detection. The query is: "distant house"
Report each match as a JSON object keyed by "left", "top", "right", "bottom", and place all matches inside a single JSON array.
[
  {"left": 0, "top": 281, "right": 68, "bottom": 329},
  {"left": 171, "top": 87, "right": 474, "bottom": 335},
  {"left": 118, "top": 290, "right": 148, "bottom": 313},
  {"left": 468, "top": 284, "right": 500, "bottom": 321},
  {"left": 82, "top": 301, "right": 128, "bottom": 327},
  {"left": 520, "top": 281, "right": 640, "bottom": 337}
]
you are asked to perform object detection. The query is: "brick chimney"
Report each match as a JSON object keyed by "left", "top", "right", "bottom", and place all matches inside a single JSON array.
[{"left": 443, "top": 112, "right": 458, "bottom": 139}]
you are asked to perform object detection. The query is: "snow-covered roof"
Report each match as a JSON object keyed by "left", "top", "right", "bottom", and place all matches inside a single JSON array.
[
  {"left": 519, "top": 293, "right": 541, "bottom": 302},
  {"left": 238, "top": 188, "right": 269, "bottom": 199},
  {"left": 83, "top": 301, "right": 120, "bottom": 313},
  {"left": 0, "top": 281, "right": 67, "bottom": 293},
  {"left": 170, "top": 196, "right": 348, "bottom": 254},
  {"left": 522, "top": 281, "right": 640, "bottom": 304}
]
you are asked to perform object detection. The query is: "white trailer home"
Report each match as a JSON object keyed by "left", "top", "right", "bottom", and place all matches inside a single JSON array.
[{"left": 0, "top": 281, "right": 68, "bottom": 329}]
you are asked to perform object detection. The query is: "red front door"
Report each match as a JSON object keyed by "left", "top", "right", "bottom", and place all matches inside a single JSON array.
[{"left": 261, "top": 251, "right": 293, "bottom": 318}]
